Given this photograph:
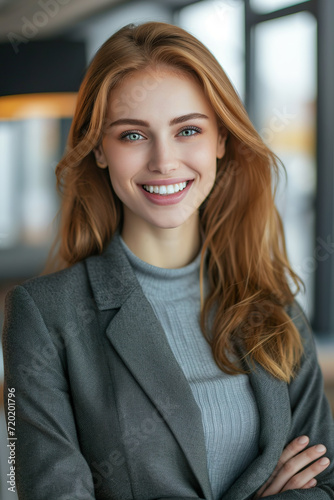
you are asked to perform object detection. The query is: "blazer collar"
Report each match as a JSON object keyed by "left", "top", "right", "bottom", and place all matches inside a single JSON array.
[
  {"left": 85, "top": 231, "right": 140, "bottom": 310},
  {"left": 85, "top": 231, "right": 214, "bottom": 500}
]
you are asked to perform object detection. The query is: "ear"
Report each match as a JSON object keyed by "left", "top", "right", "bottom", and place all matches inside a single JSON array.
[
  {"left": 93, "top": 144, "right": 108, "bottom": 169},
  {"left": 216, "top": 129, "right": 228, "bottom": 160}
]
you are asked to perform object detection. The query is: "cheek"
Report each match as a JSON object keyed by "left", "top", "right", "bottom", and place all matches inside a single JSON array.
[
  {"left": 188, "top": 139, "right": 217, "bottom": 185},
  {"left": 188, "top": 136, "right": 218, "bottom": 164},
  {"left": 106, "top": 148, "right": 142, "bottom": 185}
]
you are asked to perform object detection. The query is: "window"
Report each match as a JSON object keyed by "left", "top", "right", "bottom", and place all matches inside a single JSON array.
[
  {"left": 250, "top": 0, "right": 309, "bottom": 14},
  {"left": 177, "top": 0, "right": 245, "bottom": 101},
  {"left": 253, "top": 12, "right": 317, "bottom": 319}
]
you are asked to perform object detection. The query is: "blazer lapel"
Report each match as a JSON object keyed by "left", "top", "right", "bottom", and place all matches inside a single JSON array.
[
  {"left": 85, "top": 233, "right": 213, "bottom": 500},
  {"left": 223, "top": 362, "right": 291, "bottom": 500}
]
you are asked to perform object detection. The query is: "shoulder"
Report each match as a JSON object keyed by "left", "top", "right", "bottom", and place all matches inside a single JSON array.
[
  {"left": 284, "top": 298, "right": 315, "bottom": 355},
  {"left": 4, "top": 258, "right": 96, "bottom": 331},
  {"left": 284, "top": 299, "right": 322, "bottom": 393},
  {"left": 9, "top": 259, "right": 87, "bottom": 302},
  {"left": 4, "top": 234, "right": 131, "bottom": 330}
]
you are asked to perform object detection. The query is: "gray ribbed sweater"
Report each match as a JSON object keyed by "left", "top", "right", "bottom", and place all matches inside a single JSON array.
[{"left": 119, "top": 234, "right": 260, "bottom": 499}]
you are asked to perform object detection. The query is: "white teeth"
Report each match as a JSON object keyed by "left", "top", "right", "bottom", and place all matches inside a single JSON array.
[{"left": 143, "top": 181, "right": 189, "bottom": 195}]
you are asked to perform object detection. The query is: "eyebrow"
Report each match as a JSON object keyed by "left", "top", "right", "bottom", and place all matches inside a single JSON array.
[{"left": 108, "top": 113, "right": 209, "bottom": 128}]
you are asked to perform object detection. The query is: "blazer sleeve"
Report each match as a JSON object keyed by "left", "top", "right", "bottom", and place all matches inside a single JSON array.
[
  {"left": 259, "top": 300, "right": 334, "bottom": 499},
  {"left": 2, "top": 285, "right": 96, "bottom": 500}
]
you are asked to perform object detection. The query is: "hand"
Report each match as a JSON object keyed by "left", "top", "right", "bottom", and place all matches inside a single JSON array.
[{"left": 254, "top": 435, "right": 331, "bottom": 498}]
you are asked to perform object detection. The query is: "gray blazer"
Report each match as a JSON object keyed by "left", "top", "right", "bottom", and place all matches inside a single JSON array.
[{"left": 2, "top": 234, "right": 334, "bottom": 500}]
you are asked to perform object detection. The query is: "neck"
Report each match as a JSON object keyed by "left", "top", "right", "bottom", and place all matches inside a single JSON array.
[{"left": 121, "top": 211, "right": 201, "bottom": 269}]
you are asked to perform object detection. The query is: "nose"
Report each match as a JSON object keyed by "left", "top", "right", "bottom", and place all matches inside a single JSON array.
[{"left": 147, "top": 139, "right": 179, "bottom": 174}]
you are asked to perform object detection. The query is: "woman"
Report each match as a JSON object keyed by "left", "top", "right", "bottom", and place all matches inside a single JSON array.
[{"left": 2, "top": 21, "right": 334, "bottom": 499}]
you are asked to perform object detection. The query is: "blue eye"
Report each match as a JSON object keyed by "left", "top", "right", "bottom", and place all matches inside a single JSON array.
[
  {"left": 178, "top": 127, "right": 201, "bottom": 137},
  {"left": 121, "top": 132, "right": 144, "bottom": 141}
]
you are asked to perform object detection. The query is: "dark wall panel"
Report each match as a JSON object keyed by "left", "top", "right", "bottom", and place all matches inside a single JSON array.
[{"left": 0, "top": 40, "right": 86, "bottom": 96}]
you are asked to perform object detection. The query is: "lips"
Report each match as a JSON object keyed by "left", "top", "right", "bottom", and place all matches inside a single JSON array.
[{"left": 139, "top": 179, "right": 194, "bottom": 206}]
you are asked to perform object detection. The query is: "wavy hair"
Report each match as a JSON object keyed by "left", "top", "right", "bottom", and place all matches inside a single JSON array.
[{"left": 47, "top": 21, "right": 304, "bottom": 382}]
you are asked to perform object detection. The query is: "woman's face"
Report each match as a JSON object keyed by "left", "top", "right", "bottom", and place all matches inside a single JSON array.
[{"left": 94, "top": 67, "right": 226, "bottom": 233}]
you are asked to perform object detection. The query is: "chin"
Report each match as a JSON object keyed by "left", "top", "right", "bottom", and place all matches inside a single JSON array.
[{"left": 148, "top": 215, "right": 192, "bottom": 230}]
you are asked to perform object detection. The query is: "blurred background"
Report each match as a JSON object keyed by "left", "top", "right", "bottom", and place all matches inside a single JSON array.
[{"left": 0, "top": 0, "right": 333, "bottom": 497}]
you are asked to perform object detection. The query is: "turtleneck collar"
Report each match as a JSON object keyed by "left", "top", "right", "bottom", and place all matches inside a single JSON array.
[{"left": 117, "top": 232, "right": 207, "bottom": 300}]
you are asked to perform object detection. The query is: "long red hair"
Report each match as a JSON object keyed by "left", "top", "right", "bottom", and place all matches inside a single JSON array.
[{"left": 46, "top": 21, "right": 304, "bottom": 382}]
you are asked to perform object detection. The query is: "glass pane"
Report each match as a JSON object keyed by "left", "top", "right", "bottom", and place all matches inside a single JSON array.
[
  {"left": 20, "top": 118, "right": 60, "bottom": 246},
  {"left": 253, "top": 12, "right": 317, "bottom": 320},
  {"left": 0, "top": 118, "right": 60, "bottom": 250},
  {"left": 0, "top": 94, "right": 76, "bottom": 252},
  {"left": 250, "top": 0, "right": 309, "bottom": 14},
  {"left": 0, "top": 123, "right": 21, "bottom": 248},
  {"left": 177, "top": 0, "right": 245, "bottom": 101}
]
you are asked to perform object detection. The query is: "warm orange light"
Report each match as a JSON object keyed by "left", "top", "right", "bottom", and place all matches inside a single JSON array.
[{"left": 0, "top": 93, "right": 77, "bottom": 120}]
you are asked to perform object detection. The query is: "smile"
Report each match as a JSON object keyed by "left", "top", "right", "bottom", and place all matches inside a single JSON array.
[
  {"left": 142, "top": 181, "right": 189, "bottom": 195},
  {"left": 140, "top": 180, "right": 193, "bottom": 206}
]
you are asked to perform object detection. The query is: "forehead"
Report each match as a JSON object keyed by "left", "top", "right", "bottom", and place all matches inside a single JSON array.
[
  {"left": 122, "top": 65, "right": 196, "bottom": 85},
  {"left": 107, "top": 66, "right": 213, "bottom": 120}
]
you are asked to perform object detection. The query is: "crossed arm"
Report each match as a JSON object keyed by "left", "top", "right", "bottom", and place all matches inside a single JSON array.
[
  {"left": 252, "top": 300, "right": 334, "bottom": 499},
  {"left": 254, "top": 435, "right": 331, "bottom": 497}
]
